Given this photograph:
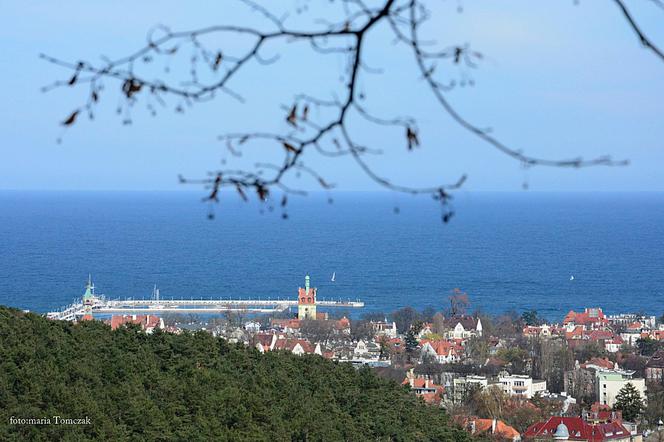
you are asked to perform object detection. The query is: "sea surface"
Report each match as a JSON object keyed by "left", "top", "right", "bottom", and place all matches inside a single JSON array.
[{"left": 0, "top": 191, "right": 663, "bottom": 321}]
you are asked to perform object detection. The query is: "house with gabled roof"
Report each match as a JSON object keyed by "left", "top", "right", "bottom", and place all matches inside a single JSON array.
[
  {"left": 419, "top": 339, "right": 461, "bottom": 364},
  {"left": 273, "top": 337, "right": 321, "bottom": 356},
  {"left": 563, "top": 308, "right": 608, "bottom": 330},
  {"left": 402, "top": 370, "right": 445, "bottom": 405},
  {"left": 523, "top": 416, "right": 637, "bottom": 441},
  {"left": 460, "top": 417, "right": 521, "bottom": 441},
  {"left": 254, "top": 333, "right": 278, "bottom": 353},
  {"left": 444, "top": 315, "right": 482, "bottom": 339}
]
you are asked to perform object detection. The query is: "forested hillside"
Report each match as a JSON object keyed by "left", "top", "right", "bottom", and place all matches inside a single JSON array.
[{"left": 0, "top": 308, "right": 468, "bottom": 441}]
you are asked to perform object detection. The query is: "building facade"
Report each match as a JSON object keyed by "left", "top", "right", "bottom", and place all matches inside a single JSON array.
[
  {"left": 499, "top": 373, "right": 547, "bottom": 399},
  {"left": 297, "top": 275, "right": 317, "bottom": 320},
  {"left": 595, "top": 370, "right": 646, "bottom": 407},
  {"left": 645, "top": 350, "right": 664, "bottom": 382}
]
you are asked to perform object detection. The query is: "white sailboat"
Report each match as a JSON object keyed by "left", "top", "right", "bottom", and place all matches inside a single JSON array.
[
  {"left": 569, "top": 275, "right": 575, "bottom": 281},
  {"left": 331, "top": 272, "right": 336, "bottom": 282}
]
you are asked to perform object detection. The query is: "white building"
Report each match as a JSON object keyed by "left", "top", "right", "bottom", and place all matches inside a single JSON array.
[
  {"left": 353, "top": 339, "right": 380, "bottom": 359},
  {"left": 596, "top": 369, "right": 647, "bottom": 407},
  {"left": 370, "top": 321, "right": 398, "bottom": 339},
  {"left": 619, "top": 331, "right": 642, "bottom": 347},
  {"left": 419, "top": 340, "right": 460, "bottom": 364},
  {"left": 244, "top": 321, "right": 261, "bottom": 333},
  {"left": 445, "top": 316, "right": 483, "bottom": 339},
  {"left": 499, "top": 373, "right": 547, "bottom": 399},
  {"left": 607, "top": 313, "right": 656, "bottom": 330}
]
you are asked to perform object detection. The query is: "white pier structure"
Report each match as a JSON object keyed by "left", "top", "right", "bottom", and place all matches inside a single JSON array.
[{"left": 47, "top": 276, "right": 364, "bottom": 321}]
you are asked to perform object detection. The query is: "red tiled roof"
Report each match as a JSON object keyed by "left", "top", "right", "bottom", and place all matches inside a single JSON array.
[
  {"left": 335, "top": 316, "right": 350, "bottom": 330},
  {"left": 591, "top": 403, "right": 611, "bottom": 412},
  {"left": 581, "top": 357, "right": 615, "bottom": 370},
  {"left": 565, "top": 325, "right": 586, "bottom": 340},
  {"left": 255, "top": 333, "right": 276, "bottom": 349},
  {"left": 420, "top": 339, "right": 459, "bottom": 357},
  {"left": 270, "top": 318, "right": 301, "bottom": 330},
  {"left": 402, "top": 375, "right": 445, "bottom": 404},
  {"left": 273, "top": 338, "right": 315, "bottom": 354},
  {"left": 563, "top": 308, "right": 607, "bottom": 326},
  {"left": 475, "top": 419, "right": 520, "bottom": 439},
  {"left": 458, "top": 417, "right": 520, "bottom": 440},
  {"left": 588, "top": 330, "right": 614, "bottom": 341},
  {"left": 524, "top": 416, "right": 630, "bottom": 441},
  {"left": 109, "top": 314, "right": 161, "bottom": 331}
]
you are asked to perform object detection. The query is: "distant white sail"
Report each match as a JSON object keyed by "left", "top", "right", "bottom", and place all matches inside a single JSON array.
[
  {"left": 570, "top": 275, "right": 575, "bottom": 281},
  {"left": 331, "top": 272, "right": 336, "bottom": 282}
]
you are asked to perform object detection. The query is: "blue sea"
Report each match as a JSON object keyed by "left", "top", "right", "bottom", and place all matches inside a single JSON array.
[{"left": 0, "top": 191, "right": 663, "bottom": 321}]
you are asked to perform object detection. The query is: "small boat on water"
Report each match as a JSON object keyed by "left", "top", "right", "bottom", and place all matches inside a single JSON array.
[{"left": 331, "top": 272, "right": 336, "bottom": 282}]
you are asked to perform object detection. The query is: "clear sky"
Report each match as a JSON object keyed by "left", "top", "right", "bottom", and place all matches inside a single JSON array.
[{"left": 1, "top": 0, "right": 663, "bottom": 192}]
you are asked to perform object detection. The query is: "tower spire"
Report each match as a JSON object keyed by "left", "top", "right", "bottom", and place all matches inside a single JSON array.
[{"left": 83, "top": 275, "right": 95, "bottom": 306}]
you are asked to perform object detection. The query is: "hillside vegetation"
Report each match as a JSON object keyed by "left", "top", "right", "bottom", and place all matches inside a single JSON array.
[{"left": 0, "top": 308, "right": 468, "bottom": 441}]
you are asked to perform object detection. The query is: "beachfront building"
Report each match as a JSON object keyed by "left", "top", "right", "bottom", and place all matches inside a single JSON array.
[
  {"left": 563, "top": 308, "right": 608, "bottom": 330},
  {"left": 607, "top": 313, "right": 656, "bottom": 330}
]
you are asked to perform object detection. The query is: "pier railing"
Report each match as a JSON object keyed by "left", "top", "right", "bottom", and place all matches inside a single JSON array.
[{"left": 47, "top": 297, "right": 364, "bottom": 320}]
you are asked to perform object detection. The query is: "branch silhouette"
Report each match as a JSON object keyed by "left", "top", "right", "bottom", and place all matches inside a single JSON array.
[{"left": 43, "top": 0, "right": 658, "bottom": 221}]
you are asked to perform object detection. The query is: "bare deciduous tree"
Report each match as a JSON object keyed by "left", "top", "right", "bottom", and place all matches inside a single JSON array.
[{"left": 448, "top": 288, "right": 469, "bottom": 317}]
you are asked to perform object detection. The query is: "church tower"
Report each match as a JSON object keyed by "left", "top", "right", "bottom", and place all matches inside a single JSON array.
[
  {"left": 297, "top": 275, "right": 317, "bottom": 320},
  {"left": 82, "top": 275, "right": 95, "bottom": 307}
]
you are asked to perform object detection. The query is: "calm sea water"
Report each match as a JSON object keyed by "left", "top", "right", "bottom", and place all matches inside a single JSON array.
[{"left": 0, "top": 191, "right": 662, "bottom": 320}]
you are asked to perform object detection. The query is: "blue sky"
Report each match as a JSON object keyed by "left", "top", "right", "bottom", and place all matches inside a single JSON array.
[{"left": 0, "top": 0, "right": 662, "bottom": 192}]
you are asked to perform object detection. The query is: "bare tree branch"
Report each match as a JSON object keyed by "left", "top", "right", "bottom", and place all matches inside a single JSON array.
[
  {"left": 41, "top": 0, "right": 659, "bottom": 221},
  {"left": 614, "top": 0, "right": 664, "bottom": 62}
]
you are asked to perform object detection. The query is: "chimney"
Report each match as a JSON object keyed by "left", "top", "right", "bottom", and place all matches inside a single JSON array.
[{"left": 492, "top": 419, "right": 497, "bottom": 434}]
